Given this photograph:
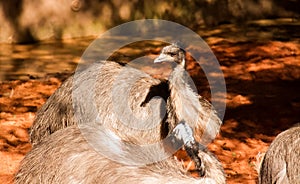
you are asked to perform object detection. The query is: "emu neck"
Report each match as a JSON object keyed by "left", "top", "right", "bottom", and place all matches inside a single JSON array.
[{"left": 168, "top": 65, "right": 201, "bottom": 129}]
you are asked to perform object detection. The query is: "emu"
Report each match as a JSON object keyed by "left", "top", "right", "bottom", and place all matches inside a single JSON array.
[
  {"left": 16, "top": 44, "right": 225, "bottom": 183},
  {"left": 30, "top": 44, "right": 221, "bottom": 146},
  {"left": 259, "top": 124, "right": 300, "bottom": 184},
  {"left": 154, "top": 44, "right": 221, "bottom": 144},
  {"left": 15, "top": 122, "right": 226, "bottom": 184}
]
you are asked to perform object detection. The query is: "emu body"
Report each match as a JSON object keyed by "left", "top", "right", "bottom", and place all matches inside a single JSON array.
[
  {"left": 30, "top": 61, "right": 168, "bottom": 145},
  {"left": 259, "top": 125, "right": 300, "bottom": 184},
  {"left": 16, "top": 125, "right": 226, "bottom": 184}
]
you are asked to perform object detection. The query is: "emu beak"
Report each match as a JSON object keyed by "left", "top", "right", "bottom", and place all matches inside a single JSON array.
[
  {"left": 154, "top": 54, "right": 172, "bottom": 63},
  {"left": 154, "top": 54, "right": 186, "bottom": 69}
]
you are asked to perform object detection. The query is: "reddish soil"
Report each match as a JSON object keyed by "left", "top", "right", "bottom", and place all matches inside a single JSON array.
[{"left": 1, "top": 24, "right": 300, "bottom": 183}]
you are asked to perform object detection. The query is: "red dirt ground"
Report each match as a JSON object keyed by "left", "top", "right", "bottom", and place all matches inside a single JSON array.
[{"left": 1, "top": 24, "right": 300, "bottom": 183}]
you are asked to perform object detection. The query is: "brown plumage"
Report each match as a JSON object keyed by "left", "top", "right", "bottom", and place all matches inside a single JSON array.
[
  {"left": 16, "top": 123, "right": 225, "bottom": 184},
  {"left": 30, "top": 61, "right": 169, "bottom": 145},
  {"left": 259, "top": 124, "right": 300, "bottom": 184},
  {"left": 154, "top": 44, "right": 222, "bottom": 144},
  {"left": 17, "top": 44, "right": 226, "bottom": 183}
]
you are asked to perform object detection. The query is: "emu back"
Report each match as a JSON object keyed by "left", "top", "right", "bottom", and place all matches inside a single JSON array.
[
  {"left": 30, "top": 61, "right": 168, "bottom": 145},
  {"left": 259, "top": 125, "right": 300, "bottom": 184},
  {"left": 16, "top": 125, "right": 226, "bottom": 184}
]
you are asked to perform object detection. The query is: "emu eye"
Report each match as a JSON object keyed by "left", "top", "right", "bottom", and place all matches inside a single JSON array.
[{"left": 169, "top": 53, "right": 176, "bottom": 57}]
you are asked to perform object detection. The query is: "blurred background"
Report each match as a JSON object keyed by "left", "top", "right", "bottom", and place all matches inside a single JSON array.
[{"left": 1, "top": 0, "right": 299, "bottom": 43}]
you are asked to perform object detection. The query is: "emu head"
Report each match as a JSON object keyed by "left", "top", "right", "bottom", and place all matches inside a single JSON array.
[{"left": 154, "top": 44, "right": 186, "bottom": 68}]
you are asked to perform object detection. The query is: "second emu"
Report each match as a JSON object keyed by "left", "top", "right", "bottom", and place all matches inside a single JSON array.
[{"left": 259, "top": 124, "right": 300, "bottom": 184}]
